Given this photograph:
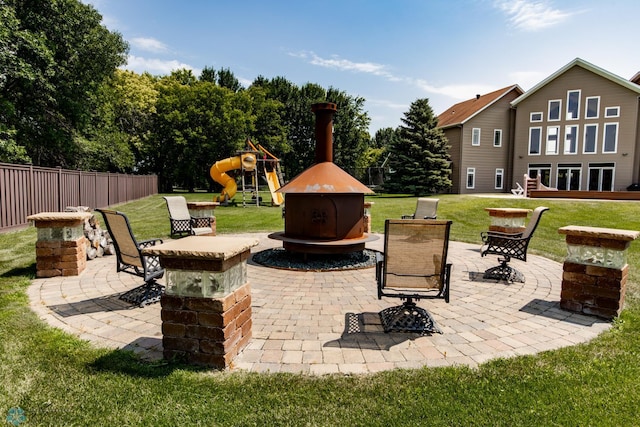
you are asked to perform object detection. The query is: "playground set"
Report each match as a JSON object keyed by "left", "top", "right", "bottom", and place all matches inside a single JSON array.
[{"left": 209, "top": 140, "right": 284, "bottom": 207}]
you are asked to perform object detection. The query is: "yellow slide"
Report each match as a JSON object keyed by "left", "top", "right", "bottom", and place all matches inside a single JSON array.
[
  {"left": 210, "top": 153, "right": 256, "bottom": 203},
  {"left": 265, "top": 170, "right": 284, "bottom": 206}
]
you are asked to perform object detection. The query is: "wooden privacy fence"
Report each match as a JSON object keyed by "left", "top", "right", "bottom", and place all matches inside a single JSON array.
[{"left": 0, "top": 162, "right": 158, "bottom": 233}]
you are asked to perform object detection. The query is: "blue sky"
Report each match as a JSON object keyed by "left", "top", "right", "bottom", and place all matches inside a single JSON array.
[{"left": 86, "top": 0, "right": 639, "bottom": 135}]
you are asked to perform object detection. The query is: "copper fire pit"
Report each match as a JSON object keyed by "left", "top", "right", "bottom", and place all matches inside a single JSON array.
[{"left": 269, "top": 102, "right": 376, "bottom": 254}]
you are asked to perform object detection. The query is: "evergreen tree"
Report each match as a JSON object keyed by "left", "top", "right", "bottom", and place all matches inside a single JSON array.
[{"left": 385, "top": 98, "right": 451, "bottom": 195}]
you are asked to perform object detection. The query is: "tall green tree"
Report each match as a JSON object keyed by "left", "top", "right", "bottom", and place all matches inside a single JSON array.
[
  {"left": 327, "top": 87, "right": 371, "bottom": 180},
  {"left": 385, "top": 98, "right": 451, "bottom": 195},
  {"left": 2, "top": 0, "right": 128, "bottom": 167},
  {"left": 147, "top": 74, "right": 254, "bottom": 192}
]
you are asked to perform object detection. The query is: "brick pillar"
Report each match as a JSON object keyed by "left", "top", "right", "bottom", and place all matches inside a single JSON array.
[
  {"left": 363, "top": 202, "right": 374, "bottom": 233},
  {"left": 161, "top": 284, "right": 252, "bottom": 368},
  {"left": 187, "top": 202, "right": 219, "bottom": 236},
  {"left": 558, "top": 226, "right": 639, "bottom": 319},
  {"left": 27, "top": 212, "right": 92, "bottom": 277},
  {"left": 143, "top": 235, "right": 258, "bottom": 369}
]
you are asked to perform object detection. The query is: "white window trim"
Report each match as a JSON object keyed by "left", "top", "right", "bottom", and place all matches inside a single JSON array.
[
  {"left": 546, "top": 126, "right": 560, "bottom": 155},
  {"left": 495, "top": 168, "right": 504, "bottom": 190},
  {"left": 548, "top": 99, "right": 561, "bottom": 121},
  {"left": 471, "top": 128, "right": 481, "bottom": 146},
  {"left": 566, "top": 89, "right": 581, "bottom": 121},
  {"left": 602, "top": 122, "right": 619, "bottom": 153},
  {"left": 466, "top": 167, "right": 476, "bottom": 189},
  {"left": 530, "top": 112, "right": 543, "bottom": 122},
  {"left": 493, "top": 129, "right": 502, "bottom": 147},
  {"left": 605, "top": 106, "right": 620, "bottom": 118},
  {"left": 528, "top": 126, "right": 542, "bottom": 156},
  {"left": 564, "top": 125, "right": 579, "bottom": 155},
  {"left": 585, "top": 96, "right": 600, "bottom": 119},
  {"left": 583, "top": 123, "right": 598, "bottom": 154}
]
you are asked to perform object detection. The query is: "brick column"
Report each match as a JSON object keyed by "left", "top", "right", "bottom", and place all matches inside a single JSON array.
[
  {"left": 143, "top": 236, "right": 258, "bottom": 369},
  {"left": 363, "top": 201, "right": 374, "bottom": 233},
  {"left": 558, "top": 226, "right": 639, "bottom": 319},
  {"left": 485, "top": 208, "right": 531, "bottom": 234},
  {"left": 187, "top": 201, "right": 219, "bottom": 236},
  {"left": 27, "top": 212, "right": 92, "bottom": 277}
]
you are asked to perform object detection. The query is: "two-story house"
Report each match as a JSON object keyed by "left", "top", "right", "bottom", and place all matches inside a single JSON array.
[
  {"left": 511, "top": 58, "right": 640, "bottom": 192},
  {"left": 439, "top": 58, "right": 640, "bottom": 195},
  {"left": 438, "top": 85, "right": 523, "bottom": 194}
]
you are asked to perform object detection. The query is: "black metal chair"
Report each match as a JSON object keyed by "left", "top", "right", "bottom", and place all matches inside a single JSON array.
[
  {"left": 480, "top": 206, "right": 549, "bottom": 282},
  {"left": 163, "top": 196, "right": 213, "bottom": 237},
  {"left": 376, "top": 219, "right": 452, "bottom": 334},
  {"left": 96, "top": 209, "right": 165, "bottom": 307}
]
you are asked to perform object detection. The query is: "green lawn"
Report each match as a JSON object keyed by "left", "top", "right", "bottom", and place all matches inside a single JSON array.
[{"left": 2, "top": 194, "right": 640, "bottom": 426}]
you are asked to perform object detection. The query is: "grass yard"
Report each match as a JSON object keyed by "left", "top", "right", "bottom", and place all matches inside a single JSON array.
[{"left": 1, "top": 193, "right": 640, "bottom": 425}]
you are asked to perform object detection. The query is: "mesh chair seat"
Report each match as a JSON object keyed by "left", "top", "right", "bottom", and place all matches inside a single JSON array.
[
  {"left": 376, "top": 219, "right": 452, "bottom": 334},
  {"left": 96, "top": 209, "right": 165, "bottom": 307}
]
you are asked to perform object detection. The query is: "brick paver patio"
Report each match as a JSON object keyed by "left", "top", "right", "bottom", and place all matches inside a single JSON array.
[{"left": 27, "top": 233, "right": 611, "bottom": 374}]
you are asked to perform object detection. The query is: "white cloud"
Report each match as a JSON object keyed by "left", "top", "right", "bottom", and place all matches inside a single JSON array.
[
  {"left": 494, "top": 0, "right": 575, "bottom": 31},
  {"left": 290, "top": 51, "right": 399, "bottom": 80},
  {"left": 413, "top": 79, "right": 496, "bottom": 100},
  {"left": 130, "top": 37, "right": 169, "bottom": 53},
  {"left": 124, "top": 55, "right": 199, "bottom": 75}
]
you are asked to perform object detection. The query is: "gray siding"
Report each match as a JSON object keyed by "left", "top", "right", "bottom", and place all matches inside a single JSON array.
[
  {"left": 513, "top": 66, "right": 640, "bottom": 191},
  {"left": 458, "top": 92, "right": 518, "bottom": 194}
]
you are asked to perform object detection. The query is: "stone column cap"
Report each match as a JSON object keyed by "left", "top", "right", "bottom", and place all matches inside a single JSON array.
[
  {"left": 27, "top": 212, "right": 92, "bottom": 222},
  {"left": 186, "top": 201, "right": 220, "bottom": 209},
  {"left": 143, "top": 235, "right": 258, "bottom": 260},
  {"left": 484, "top": 208, "right": 531, "bottom": 217},
  {"left": 558, "top": 225, "right": 640, "bottom": 241}
]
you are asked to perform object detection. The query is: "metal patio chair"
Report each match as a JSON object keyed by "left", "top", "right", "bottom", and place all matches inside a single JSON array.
[
  {"left": 402, "top": 198, "right": 439, "bottom": 220},
  {"left": 480, "top": 206, "right": 549, "bottom": 282},
  {"left": 376, "top": 219, "right": 452, "bottom": 334},
  {"left": 96, "top": 209, "right": 165, "bottom": 307},
  {"left": 163, "top": 196, "right": 213, "bottom": 237}
]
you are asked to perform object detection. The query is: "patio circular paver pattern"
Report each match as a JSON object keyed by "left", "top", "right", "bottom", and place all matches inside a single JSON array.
[{"left": 27, "top": 233, "right": 611, "bottom": 375}]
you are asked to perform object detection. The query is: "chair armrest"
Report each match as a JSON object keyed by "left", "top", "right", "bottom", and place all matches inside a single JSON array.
[
  {"left": 423, "top": 215, "right": 437, "bottom": 219},
  {"left": 401, "top": 214, "right": 415, "bottom": 219},
  {"left": 138, "top": 238, "right": 163, "bottom": 249},
  {"left": 481, "top": 230, "right": 523, "bottom": 242}
]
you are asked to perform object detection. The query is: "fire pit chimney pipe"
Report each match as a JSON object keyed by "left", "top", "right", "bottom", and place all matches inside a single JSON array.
[{"left": 311, "top": 102, "right": 337, "bottom": 164}]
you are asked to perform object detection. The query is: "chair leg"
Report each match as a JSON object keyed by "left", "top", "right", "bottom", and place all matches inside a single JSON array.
[
  {"left": 379, "top": 298, "right": 442, "bottom": 334},
  {"left": 483, "top": 257, "right": 525, "bottom": 283},
  {"left": 119, "top": 280, "right": 165, "bottom": 307}
]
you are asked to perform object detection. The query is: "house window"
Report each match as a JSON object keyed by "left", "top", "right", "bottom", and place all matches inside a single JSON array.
[
  {"left": 585, "top": 96, "right": 599, "bottom": 119},
  {"left": 557, "top": 163, "right": 582, "bottom": 191},
  {"left": 466, "top": 168, "right": 475, "bottom": 189},
  {"left": 546, "top": 126, "right": 559, "bottom": 155},
  {"left": 472, "top": 128, "right": 481, "bottom": 146},
  {"left": 529, "top": 127, "right": 542, "bottom": 155},
  {"left": 530, "top": 112, "right": 543, "bottom": 122},
  {"left": 566, "top": 90, "right": 580, "bottom": 120},
  {"left": 548, "top": 100, "right": 561, "bottom": 121},
  {"left": 495, "top": 168, "right": 504, "bottom": 190},
  {"left": 528, "top": 164, "right": 551, "bottom": 187},
  {"left": 564, "top": 125, "right": 578, "bottom": 154},
  {"left": 583, "top": 124, "right": 598, "bottom": 154},
  {"left": 605, "top": 106, "right": 620, "bottom": 118},
  {"left": 493, "top": 129, "right": 502, "bottom": 147},
  {"left": 603, "top": 123, "right": 618, "bottom": 153},
  {"left": 588, "top": 163, "right": 615, "bottom": 191}
]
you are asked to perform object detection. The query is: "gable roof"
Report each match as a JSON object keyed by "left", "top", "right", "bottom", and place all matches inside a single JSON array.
[
  {"left": 511, "top": 57, "right": 640, "bottom": 107},
  {"left": 437, "top": 85, "right": 523, "bottom": 129}
]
